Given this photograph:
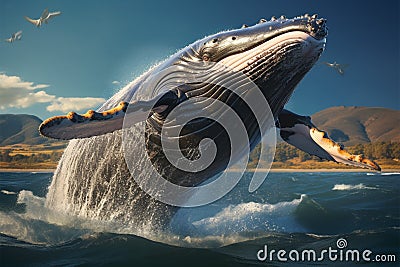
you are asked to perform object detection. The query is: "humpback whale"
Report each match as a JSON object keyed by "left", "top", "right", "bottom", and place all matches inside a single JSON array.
[{"left": 40, "top": 14, "right": 380, "bottom": 226}]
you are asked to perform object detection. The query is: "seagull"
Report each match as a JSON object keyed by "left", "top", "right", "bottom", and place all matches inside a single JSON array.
[
  {"left": 5, "top": 30, "right": 22, "bottom": 43},
  {"left": 24, "top": 8, "right": 61, "bottom": 27},
  {"left": 323, "top": 61, "right": 349, "bottom": 75}
]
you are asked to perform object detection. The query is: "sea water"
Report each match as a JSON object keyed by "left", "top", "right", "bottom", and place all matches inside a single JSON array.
[{"left": 0, "top": 171, "right": 399, "bottom": 266}]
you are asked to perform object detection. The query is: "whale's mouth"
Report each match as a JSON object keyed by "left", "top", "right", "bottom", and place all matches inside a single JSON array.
[
  {"left": 232, "top": 17, "right": 327, "bottom": 59},
  {"left": 198, "top": 14, "right": 327, "bottom": 63},
  {"left": 218, "top": 31, "right": 325, "bottom": 118},
  {"left": 219, "top": 30, "right": 325, "bottom": 73},
  {"left": 197, "top": 14, "right": 327, "bottom": 117}
]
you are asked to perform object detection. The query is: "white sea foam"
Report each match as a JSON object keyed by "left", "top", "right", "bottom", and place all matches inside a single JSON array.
[
  {"left": 0, "top": 190, "right": 241, "bottom": 248},
  {"left": 0, "top": 190, "right": 307, "bottom": 248},
  {"left": 332, "top": 183, "right": 377, "bottom": 191},
  {"left": 0, "top": 190, "right": 140, "bottom": 244},
  {"left": 1, "top": 190, "right": 17, "bottom": 195},
  {"left": 367, "top": 172, "right": 400, "bottom": 176},
  {"left": 191, "top": 195, "right": 307, "bottom": 235}
]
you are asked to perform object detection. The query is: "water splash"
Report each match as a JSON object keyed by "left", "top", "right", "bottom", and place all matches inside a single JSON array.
[
  {"left": 44, "top": 73, "right": 176, "bottom": 231},
  {"left": 44, "top": 131, "right": 175, "bottom": 231}
]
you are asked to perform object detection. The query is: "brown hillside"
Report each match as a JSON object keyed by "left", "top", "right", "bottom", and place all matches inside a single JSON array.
[{"left": 311, "top": 106, "right": 400, "bottom": 146}]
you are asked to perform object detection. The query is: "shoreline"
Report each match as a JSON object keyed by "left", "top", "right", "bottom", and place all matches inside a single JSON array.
[
  {"left": 1, "top": 168, "right": 399, "bottom": 173},
  {"left": 234, "top": 168, "right": 400, "bottom": 173},
  {"left": 0, "top": 168, "right": 56, "bottom": 173}
]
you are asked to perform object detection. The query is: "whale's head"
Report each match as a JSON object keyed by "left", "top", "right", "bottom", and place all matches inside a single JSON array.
[
  {"left": 120, "top": 14, "right": 327, "bottom": 191},
  {"left": 177, "top": 14, "right": 327, "bottom": 116}
]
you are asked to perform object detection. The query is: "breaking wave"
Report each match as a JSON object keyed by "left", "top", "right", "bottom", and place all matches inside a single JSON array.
[
  {"left": 1, "top": 171, "right": 399, "bottom": 266},
  {"left": 366, "top": 172, "right": 400, "bottom": 176},
  {"left": 332, "top": 183, "right": 377, "bottom": 191},
  {"left": 192, "top": 195, "right": 306, "bottom": 234},
  {"left": 0, "top": 189, "right": 307, "bottom": 248}
]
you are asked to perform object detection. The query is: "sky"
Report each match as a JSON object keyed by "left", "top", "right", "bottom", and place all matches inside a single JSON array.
[{"left": 0, "top": 0, "right": 399, "bottom": 120}]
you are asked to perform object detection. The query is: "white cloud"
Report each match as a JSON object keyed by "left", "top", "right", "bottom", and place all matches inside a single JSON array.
[
  {"left": 14, "top": 90, "right": 56, "bottom": 108},
  {"left": 0, "top": 73, "right": 106, "bottom": 112},
  {"left": 47, "top": 97, "right": 106, "bottom": 112},
  {"left": 112, "top": 80, "right": 120, "bottom": 85},
  {"left": 0, "top": 73, "right": 52, "bottom": 109},
  {"left": 0, "top": 73, "right": 49, "bottom": 90}
]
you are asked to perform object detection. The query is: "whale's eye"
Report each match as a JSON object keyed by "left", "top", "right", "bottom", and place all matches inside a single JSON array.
[
  {"left": 212, "top": 38, "right": 218, "bottom": 43},
  {"left": 231, "top": 36, "right": 237, "bottom": 40}
]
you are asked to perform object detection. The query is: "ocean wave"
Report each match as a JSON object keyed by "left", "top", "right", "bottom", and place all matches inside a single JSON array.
[
  {"left": 1, "top": 190, "right": 263, "bottom": 248},
  {"left": 191, "top": 195, "right": 307, "bottom": 235},
  {"left": 367, "top": 172, "right": 400, "bottom": 176},
  {"left": 0, "top": 190, "right": 92, "bottom": 245},
  {"left": 332, "top": 183, "right": 377, "bottom": 191}
]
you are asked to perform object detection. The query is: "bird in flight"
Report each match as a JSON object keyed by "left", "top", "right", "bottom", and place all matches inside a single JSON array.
[
  {"left": 323, "top": 61, "right": 349, "bottom": 75},
  {"left": 5, "top": 30, "right": 22, "bottom": 43},
  {"left": 24, "top": 8, "right": 61, "bottom": 27}
]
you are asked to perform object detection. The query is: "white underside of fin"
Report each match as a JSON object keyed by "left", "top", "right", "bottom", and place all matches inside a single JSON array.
[
  {"left": 309, "top": 127, "right": 379, "bottom": 170},
  {"left": 280, "top": 124, "right": 380, "bottom": 171},
  {"left": 281, "top": 124, "right": 334, "bottom": 161}
]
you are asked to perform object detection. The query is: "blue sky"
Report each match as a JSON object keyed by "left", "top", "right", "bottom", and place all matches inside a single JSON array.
[{"left": 0, "top": 0, "right": 399, "bottom": 120}]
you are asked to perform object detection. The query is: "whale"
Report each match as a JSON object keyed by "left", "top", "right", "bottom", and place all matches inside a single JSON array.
[{"left": 41, "top": 14, "right": 380, "bottom": 226}]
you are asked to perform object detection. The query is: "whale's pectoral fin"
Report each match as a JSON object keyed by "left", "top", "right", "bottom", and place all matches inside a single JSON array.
[
  {"left": 39, "top": 89, "right": 186, "bottom": 140},
  {"left": 277, "top": 109, "right": 381, "bottom": 171},
  {"left": 39, "top": 101, "right": 130, "bottom": 140}
]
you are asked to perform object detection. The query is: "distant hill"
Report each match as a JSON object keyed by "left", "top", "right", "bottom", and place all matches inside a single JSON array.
[
  {"left": 0, "top": 114, "right": 51, "bottom": 146},
  {"left": 311, "top": 106, "right": 400, "bottom": 146}
]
